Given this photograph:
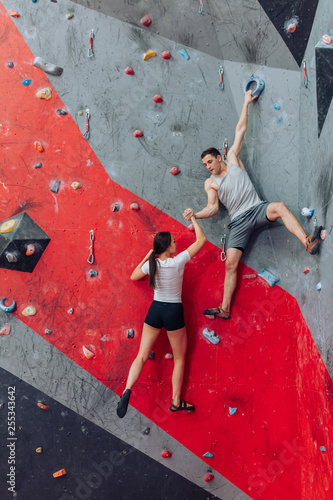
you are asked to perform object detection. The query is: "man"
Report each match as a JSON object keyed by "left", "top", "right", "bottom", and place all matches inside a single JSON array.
[{"left": 183, "top": 90, "right": 323, "bottom": 320}]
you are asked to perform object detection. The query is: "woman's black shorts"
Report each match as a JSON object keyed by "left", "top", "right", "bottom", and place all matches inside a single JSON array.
[{"left": 144, "top": 301, "right": 185, "bottom": 331}]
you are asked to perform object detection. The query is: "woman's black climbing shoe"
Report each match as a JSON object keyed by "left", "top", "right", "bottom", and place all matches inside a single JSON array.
[
  {"left": 306, "top": 226, "right": 323, "bottom": 255},
  {"left": 170, "top": 400, "right": 195, "bottom": 412},
  {"left": 117, "top": 389, "right": 131, "bottom": 418}
]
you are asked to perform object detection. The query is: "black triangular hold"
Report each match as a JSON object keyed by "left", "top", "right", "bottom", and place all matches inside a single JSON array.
[
  {"left": 258, "top": 0, "right": 320, "bottom": 66},
  {"left": 316, "top": 35, "right": 333, "bottom": 137}
]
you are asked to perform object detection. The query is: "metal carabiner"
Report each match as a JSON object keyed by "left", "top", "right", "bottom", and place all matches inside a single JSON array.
[
  {"left": 221, "top": 234, "right": 227, "bottom": 261},
  {"left": 219, "top": 66, "right": 224, "bottom": 90},
  {"left": 87, "top": 229, "right": 95, "bottom": 264}
]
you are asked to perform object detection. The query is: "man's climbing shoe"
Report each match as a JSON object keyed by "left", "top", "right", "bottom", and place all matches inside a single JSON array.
[
  {"left": 203, "top": 306, "right": 231, "bottom": 320},
  {"left": 170, "top": 400, "right": 195, "bottom": 412},
  {"left": 116, "top": 389, "right": 131, "bottom": 418},
  {"left": 306, "top": 226, "right": 324, "bottom": 255}
]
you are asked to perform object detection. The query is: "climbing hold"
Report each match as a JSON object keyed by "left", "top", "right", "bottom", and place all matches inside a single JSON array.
[
  {"left": 56, "top": 109, "right": 68, "bottom": 115},
  {"left": 88, "top": 269, "right": 98, "bottom": 277},
  {"left": 320, "top": 446, "right": 326, "bottom": 452},
  {"left": 53, "top": 469, "right": 66, "bottom": 478},
  {"left": 36, "top": 87, "right": 52, "bottom": 100},
  {"left": 141, "top": 426, "right": 150, "bottom": 435},
  {"left": 78, "top": 110, "right": 83, "bottom": 116},
  {"left": 229, "top": 407, "right": 238, "bottom": 415},
  {"left": 50, "top": 180, "right": 61, "bottom": 193},
  {"left": 316, "top": 282, "right": 322, "bottom": 291},
  {"left": 26, "top": 244, "right": 36, "bottom": 256},
  {"left": 143, "top": 50, "right": 156, "bottom": 60},
  {"left": 71, "top": 182, "right": 82, "bottom": 190},
  {"left": 22, "top": 305, "right": 37, "bottom": 316},
  {"left": 33, "top": 162, "right": 42, "bottom": 168},
  {"left": 244, "top": 74, "right": 265, "bottom": 98},
  {"left": 178, "top": 48, "right": 190, "bottom": 60},
  {"left": 140, "top": 15, "right": 152, "bottom": 27},
  {"left": 124, "top": 66, "right": 134, "bottom": 75},
  {"left": 133, "top": 129, "right": 143, "bottom": 138},
  {"left": 204, "top": 473, "right": 214, "bottom": 482},
  {"left": 273, "top": 103, "right": 280, "bottom": 110},
  {"left": 22, "top": 79, "right": 31, "bottom": 86},
  {"left": 153, "top": 94, "right": 163, "bottom": 103},
  {"left": 161, "top": 51, "right": 171, "bottom": 59},
  {"left": 83, "top": 346, "right": 95, "bottom": 359},
  {"left": 203, "top": 328, "right": 220, "bottom": 345},
  {"left": 257, "top": 268, "right": 279, "bottom": 287},
  {"left": 33, "top": 57, "right": 63, "bottom": 76},
  {"left": 288, "top": 23, "right": 297, "bottom": 33},
  {"left": 202, "top": 452, "right": 214, "bottom": 458},
  {"left": 301, "top": 207, "right": 314, "bottom": 218},
  {"left": 148, "top": 352, "right": 155, "bottom": 360},
  {"left": 243, "top": 274, "right": 257, "bottom": 279},
  {"left": 127, "top": 329, "right": 134, "bottom": 338},
  {"left": 165, "top": 353, "right": 173, "bottom": 359},
  {"left": 130, "top": 203, "right": 140, "bottom": 211},
  {"left": 0, "top": 219, "right": 19, "bottom": 234},
  {"left": 320, "top": 229, "right": 327, "bottom": 240},
  {"left": 8, "top": 9, "right": 20, "bottom": 17},
  {"left": 112, "top": 202, "right": 120, "bottom": 212},
  {"left": 170, "top": 167, "right": 180, "bottom": 176},
  {"left": 45, "top": 329, "right": 52, "bottom": 334},
  {"left": 34, "top": 141, "right": 44, "bottom": 153},
  {"left": 0, "top": 324, "right": 11, "bottom": 336},
  {"left": 36, "top": 447, "right": 43, "bottom": 453},
  {"left": 32, "top": 0, "right": 37, "bottom": 3},
  {"left": 6, "top": 253, "right": 18, "bottom": 263},
  {"left": 0, "top": 403, "right": 4, "bottom": 409},
  {"left": 161, "top": 450, "right": 172, "bottom": 458},
  {"left": 322, "top": 35, "right": 332, "bottom": 45},
  {"left": 67, "top": 308, "right": 74, "bottom": 314},
  {"left": 0, "top": 298, "right": 16, "bottom": 313},
  {"left": 66, "top": 13, "right": 74, "bottom": 19},
  {"left": 7, "top": 61, "right": 14, "bottom": 68},
  {"left": 303, "top": 267, "right": 310, "bottom": 274},
  {"left": 37, "top": 402, "right": 49, "bottom": 410}
]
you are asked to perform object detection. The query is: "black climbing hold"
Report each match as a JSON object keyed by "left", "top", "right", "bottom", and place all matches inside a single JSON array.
[
  {"left": 127, "top": 329, "right": 134, "bottom": 338},
  {"left": 88, "top": 269, "right": 98, "bottom": 277},
  {"left": 7, "top": 61, "right": 14, "bottom": 68},
  {"left": 148, "top": 352, "right": 155, "bottom": 360},
  {"left": 113, "top": 203, "right": 119, "bottom": 212},
  {"left": 0, "top": 402, "right": 4, "bottom": 409},
  {"left": 141, "top": 426, "right": 150, "bottom": 435},
  {"left": 45, "top": 329, "right": 52, "bottom": 334},
  {"left": 315, "top": 32, "right": 333, "bottom": 137},
  {"left": 33, "top": 162, "right": 42, "bottom": 169},
  {"left": 33, "top": 56, "right": 63, "bottom": 76},
  {"left": 50, "top": 180, "right": 61, "bottom": 193},
  {"left": 56, "top": 109, "right": 68, "bottom": 115}
]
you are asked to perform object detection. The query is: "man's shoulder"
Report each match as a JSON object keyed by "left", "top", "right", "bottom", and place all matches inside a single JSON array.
[{"left": 204, "top": 177, "right": 218, "bottom": 189}]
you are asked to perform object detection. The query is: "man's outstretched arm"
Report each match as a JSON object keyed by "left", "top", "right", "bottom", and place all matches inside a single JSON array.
[
  {"left": 183, "top": 179, "right": 219, "bottom": 220},
  {"left": 227, "top": 90, "right": 258, "bottom": 169}
]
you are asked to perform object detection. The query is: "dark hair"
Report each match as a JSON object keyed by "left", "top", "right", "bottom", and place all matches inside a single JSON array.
[
  {"left": 148, "top": 231, "right": 171, "bottom": 288},
  {"left": 201, "top": 147, "right": 221, "bottom": 159}
]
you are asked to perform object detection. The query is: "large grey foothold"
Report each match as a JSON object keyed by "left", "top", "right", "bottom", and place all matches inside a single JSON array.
[
  {"left": 33, "top": 56, "right": 63, "bottom": 76},
  {"left": 56, "top": 109, "right": 68, "bottom": 115}
]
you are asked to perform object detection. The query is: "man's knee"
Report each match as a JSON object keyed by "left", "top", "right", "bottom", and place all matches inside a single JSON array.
[{"left": 225, "top": 257, "right": 240, "bottom": 273}]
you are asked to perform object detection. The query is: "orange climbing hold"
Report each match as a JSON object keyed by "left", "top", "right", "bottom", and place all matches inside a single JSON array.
[
  {"left": 140, "top": 15, "right": 152, "bottom": 27},
  {"left": 0, "top": 324, "right": 11, "bottom": 336},
  {"left": 53, "top": 469, "right": 66, "bottom": 478},
  {"left": 37, "top": 402, "right": 50, "bottom": 410},
  {"left": 9, "top": 9, "right": 20, "bottom": 17},
  {"left": 322, "top": 34, "right": 332, "bottom": 45},
  {"left": 153, "top": 94, "right": 163, "bottom": 103},
  {"left": 124, "top": 66, "right": 134, "bottom": 75},
  {"left": 288, "top": 23, "right": 297, "bottom": 33},
  {"left": 26, "top": 244, "right": 36, "bottom": 256},
  {"left": 34, "top": 141, "right": 44, "bottom": 153},
  {"left": 161, "top": 450, "right": 172, "bottom": 458},
  {"left": 205, "top": 473, "right": 214, "bottom": 482},
  {"left": 170, "top": 167, "right": 180, "bottom": 176},
  {"left": 143, "top": 50, "right": 156, "bottom": 61},
  {"left": 83, "top": 346, "right": 95, "bottom": 359},
  {"left": 133, "top": 129, "right": 143, "bottom": 138},
  {"left": 161, "top": 51, "right": 171, "bottom": 60}
]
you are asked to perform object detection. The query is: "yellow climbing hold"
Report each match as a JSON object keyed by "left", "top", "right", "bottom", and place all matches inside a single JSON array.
[
  {"left": 66, "top": 13, "right": 74, "bottom": 19},
  {"left": 78, "top": 110, "right": 83, "bottom": 116},
  {"left": 143, "top": 49, "right": 156, "bottom": 60},
  {"left": 22, "top": 306, "right": 37, "bottom": 317},
  {"left": 36, "top": 87, "right": 52, "bottom": 100},
  {"left": 36, "top": 447, "right": 43, "bottom": 453},
  {"left": 0, "top": 219, "right": 19, "bottom": 234},
  {"left": 71, "top": 182, "right": 82, "bottom": 190}
]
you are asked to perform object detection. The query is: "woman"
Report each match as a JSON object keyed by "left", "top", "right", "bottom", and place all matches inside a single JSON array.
[{"left": 117, "top": 215, "right": 207, "bottom": 418}]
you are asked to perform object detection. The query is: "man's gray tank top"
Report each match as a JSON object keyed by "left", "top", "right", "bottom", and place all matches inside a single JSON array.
[{"left": 211, "top": 160, "right": 262, "bottom": 221}]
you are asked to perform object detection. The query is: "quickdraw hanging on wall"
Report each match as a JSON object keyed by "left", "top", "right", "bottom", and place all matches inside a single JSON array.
[
  {"left": 199, "top": 0, "right": 203, "bottom": 14},
  {"left": 218, "top": 66, "right": 224, "bottom": 90}
]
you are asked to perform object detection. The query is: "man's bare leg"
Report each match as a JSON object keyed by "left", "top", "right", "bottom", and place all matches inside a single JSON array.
[{"left": 266, "top": 202, "right": 307, "bottom": 246}]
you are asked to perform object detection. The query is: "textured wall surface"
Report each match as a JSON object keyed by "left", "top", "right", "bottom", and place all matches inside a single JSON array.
[{"left": 0, "top": 0, "right": 333, "bottom": 499}]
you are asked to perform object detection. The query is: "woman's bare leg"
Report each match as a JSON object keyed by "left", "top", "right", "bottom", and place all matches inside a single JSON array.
[{"left": 166, "top": 327, "right": 191, "bottom": 407}]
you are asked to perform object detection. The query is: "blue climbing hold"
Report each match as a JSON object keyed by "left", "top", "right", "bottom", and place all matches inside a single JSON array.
[
  {"left": 202, "top": 452, "right": 214, "bottom": 458},
  {"left": 276, "top": 116, "right": 283, "bottom": 124},
  {"left": 244, "top": 75, "right": 265, "bottom": 98},
  {"left": 22, "top": 79, "right": 32, "bottom": 86},
  {"left": 257, "top": 269, "right": 280, "bottom": 287},
  {"left": 229, "top": 407, "right": 237, "bottom": 415},
  {"left": 178, "top": 48, "right": 190, "bottom": 60},
  {"left": 0, "top": 298, "right": 16, "bottom": 313},
  {"left": 274, "top": 103, "right": 280, "bottom": 110},
  {"left": 320, "top": 446, "right": 326, "bottom": 452}
]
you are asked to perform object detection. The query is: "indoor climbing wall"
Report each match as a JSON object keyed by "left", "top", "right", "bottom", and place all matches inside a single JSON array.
[{"left": 0, "top": 1, "right": 332, "bottom": 499}]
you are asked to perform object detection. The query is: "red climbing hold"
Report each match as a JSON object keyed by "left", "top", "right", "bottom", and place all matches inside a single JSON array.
[
  {"left": 140, "top": 15, "right": 152, "bottom": 27},
  {"left": 303, "top": 267, "right": 310, "bottom": 274},
  {"left": 130, "top": 203, "right": 140, "bottom": 212},
  {"left": 288, "top": 23, "right": 297, "bottom": 33},
  {"left": 153, "top": 94, "right": 163, "bottom": 103},
  {"left": 9, "top": 9, "right": 20, "bottom": 17},
  {"left": 165, "top": 353, "right": 173, "bottom": 359},
  {"left": 125, "top": 66, "right": 134, "bottom": 75},
  {"left": 161, "top": 51, "right": 171, "bottom": 60},
  {"left": 133, "top": 130, "right": 143, "bottom": 138},
  {"left": 322, "top": 35, "right": 332, "bottom": 45},
  {"left": 204, "top": 473, "right": 214, "bottom": 482},
  {"left": 0, "top": 324, "right": 11, "bottom": 335},
  {"left": 170, "top": 167, "right": 180, "bottom": 176},
  {"left": 161, "top": 450, "right": 172, "bottom": 458}
]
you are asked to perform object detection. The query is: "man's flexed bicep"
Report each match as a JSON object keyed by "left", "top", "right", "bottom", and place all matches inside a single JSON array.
[{"left": 183, "top": 179, "right": 219, "bottom": 221}]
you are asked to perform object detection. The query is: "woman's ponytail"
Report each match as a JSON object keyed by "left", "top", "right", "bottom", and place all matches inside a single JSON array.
[{"left": 148, "top": 232, "right": 171, "bottom": 288}]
